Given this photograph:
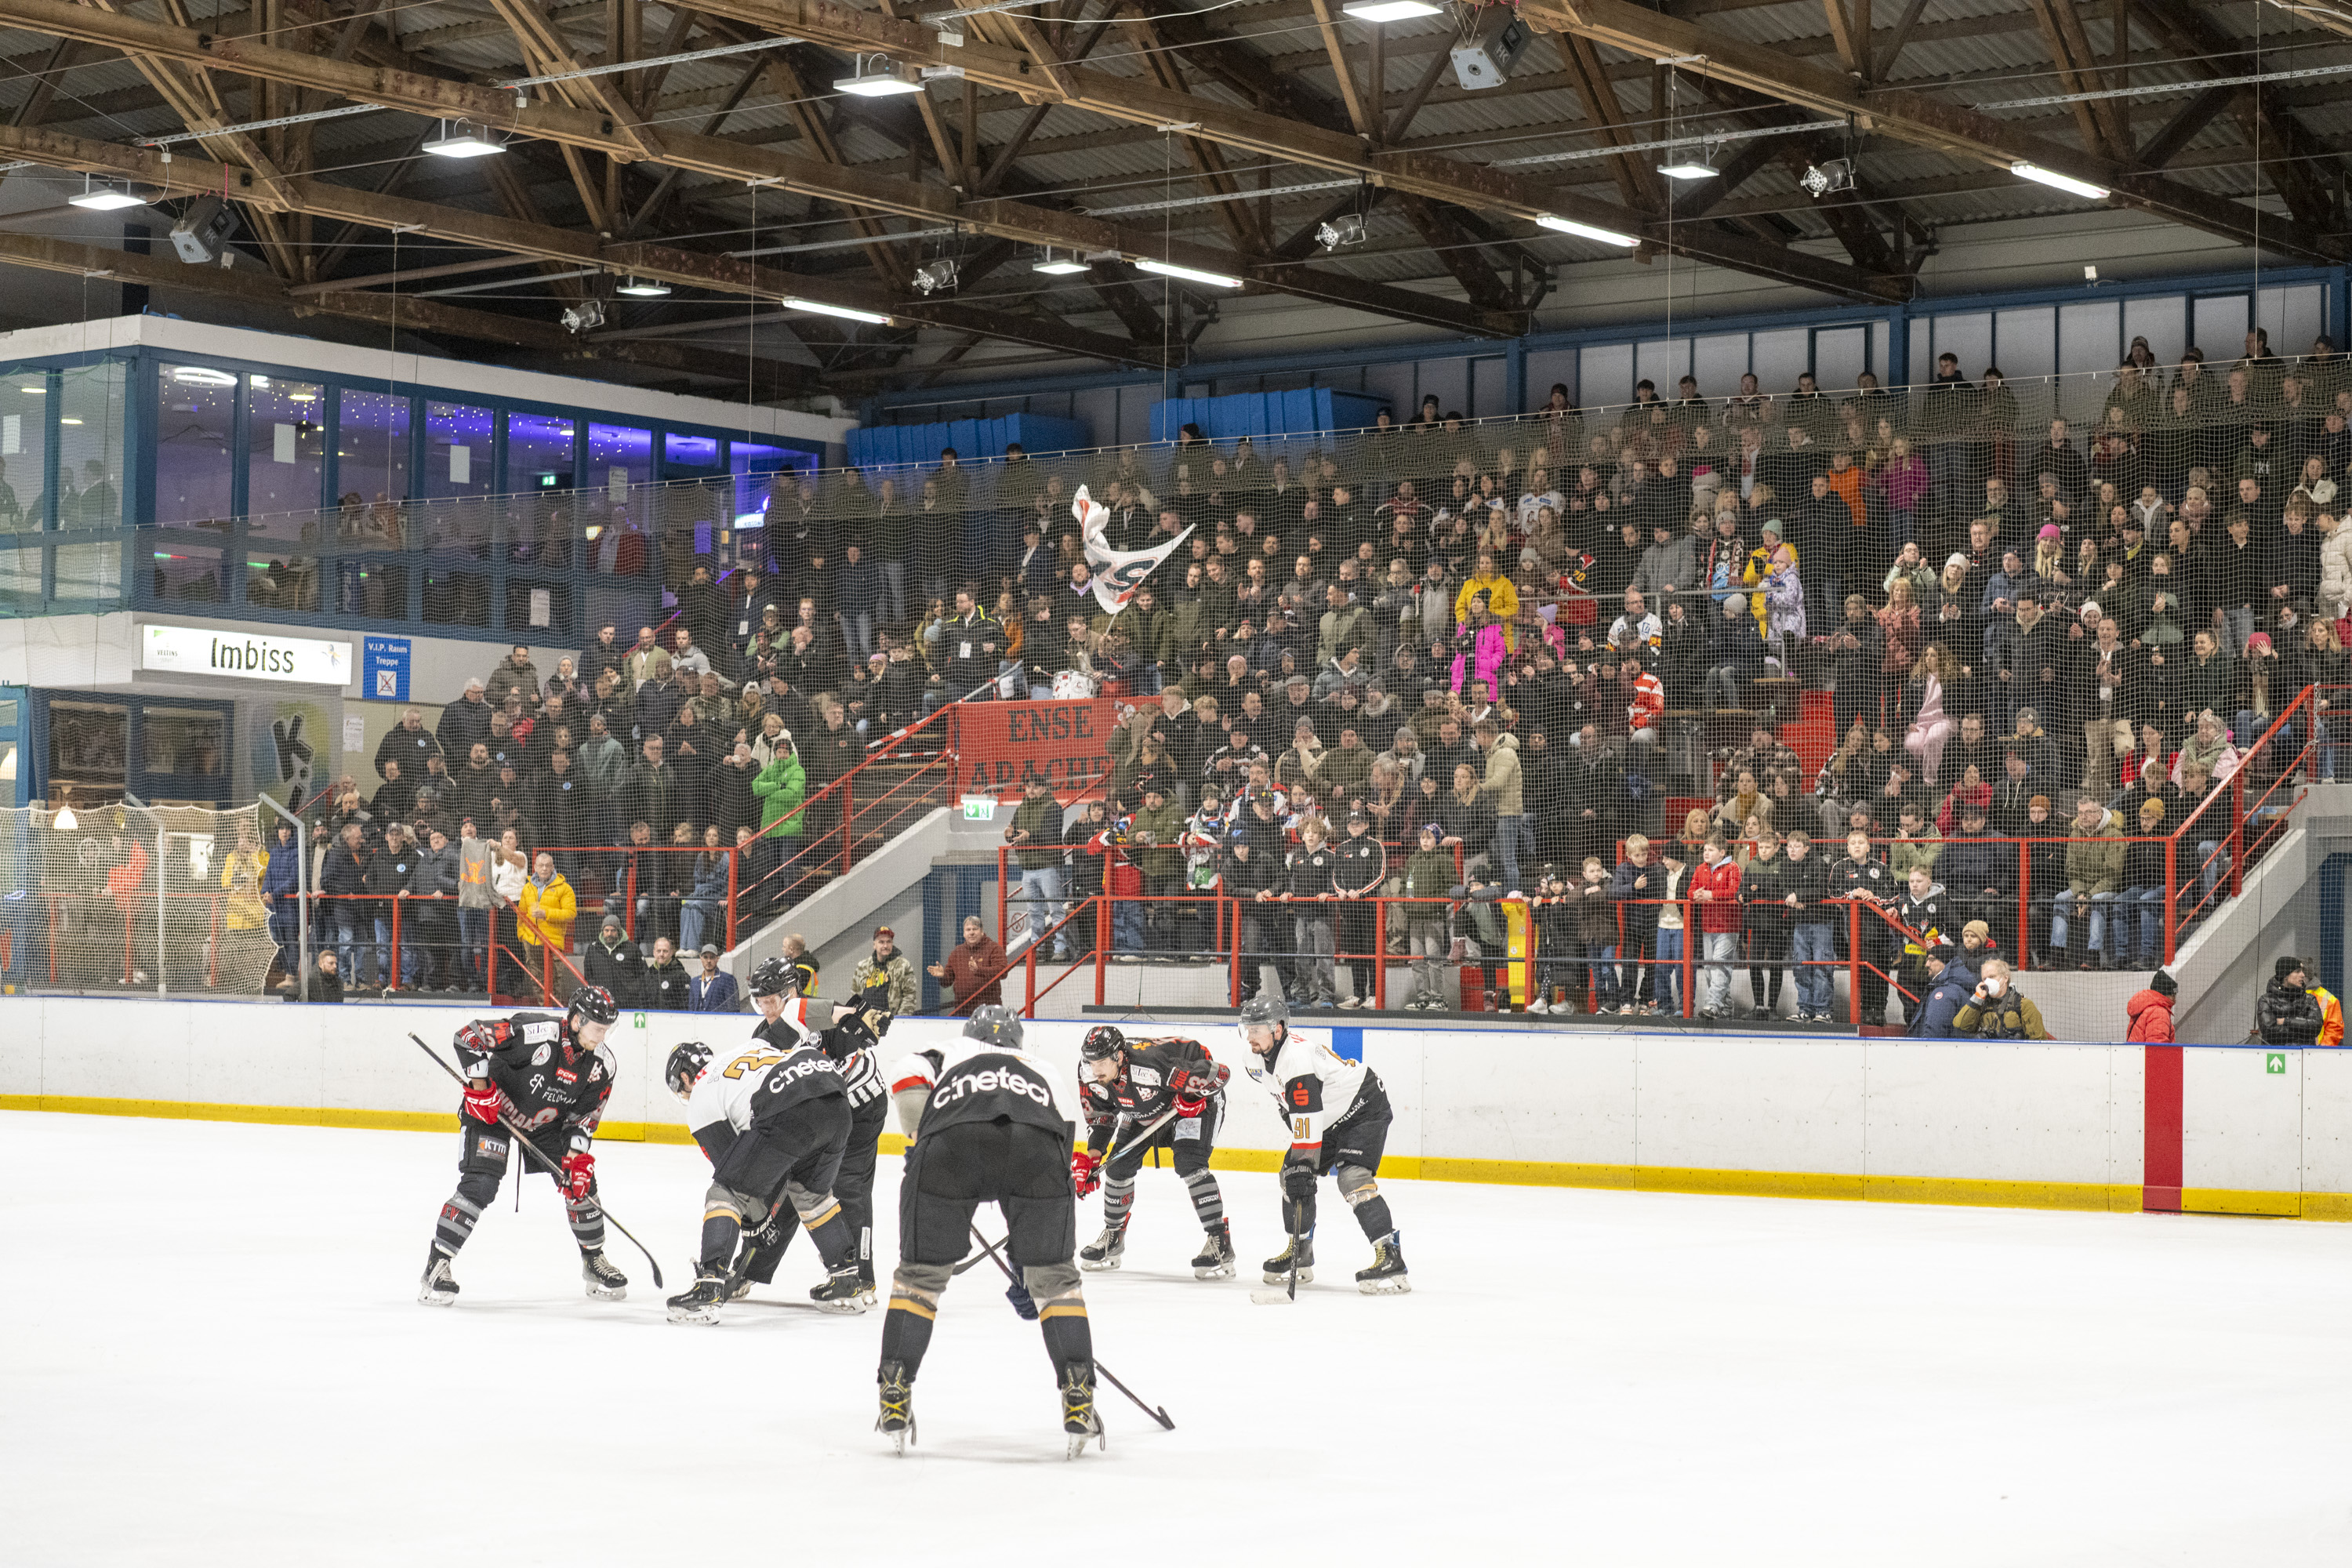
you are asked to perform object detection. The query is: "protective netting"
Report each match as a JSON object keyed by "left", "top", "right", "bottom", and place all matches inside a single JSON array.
[{"left": 5, "top": 800, "right": 285, "bottom": 996}]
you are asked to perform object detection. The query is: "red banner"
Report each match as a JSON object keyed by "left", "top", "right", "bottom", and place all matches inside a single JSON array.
[{"left": 953, "top": 698, "right": 1119, "bottom": 797}]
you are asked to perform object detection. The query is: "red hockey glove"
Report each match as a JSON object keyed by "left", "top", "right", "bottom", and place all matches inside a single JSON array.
[
  {"left": 559, "top": 1148, "right": 595, "bottom": 1202},
  {"left": 1071, "top": 1149, "right": 1102, "bottom": 1197},
  {"left": 1174, "top": 1090, "right": 1208, "bottom": 1120},
  {"left": 461, "top": 1082, "right": 504, "bottom": 1127}
]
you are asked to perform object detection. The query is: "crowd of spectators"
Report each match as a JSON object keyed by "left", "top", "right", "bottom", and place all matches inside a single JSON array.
[{"left": 265, "top": 332, "right": 2352, "bottom": 1020}]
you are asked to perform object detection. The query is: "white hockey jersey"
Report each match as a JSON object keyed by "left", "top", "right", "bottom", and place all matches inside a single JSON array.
[
  {"left": 1243, "top": 1026, "right": 1370, "bottom": 1159},
  {"left": 686, "top": 1039, "right": 840, "bottom": 1146}
]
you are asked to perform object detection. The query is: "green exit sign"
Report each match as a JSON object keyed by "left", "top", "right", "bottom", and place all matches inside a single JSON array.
[
  {"left": 960, "top": 795, "right": 997, "bottom": 822},
  {"left": 2267, "top": 1054, "right": 2287, "bottom": 1075}
]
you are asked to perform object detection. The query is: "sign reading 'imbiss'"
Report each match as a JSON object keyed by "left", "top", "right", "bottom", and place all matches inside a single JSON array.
[{"left": 142, "top": 623, "right": 352, "bottom": 687}]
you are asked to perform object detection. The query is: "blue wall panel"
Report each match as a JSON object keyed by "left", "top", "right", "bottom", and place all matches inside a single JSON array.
[
  {"left": 1149, "top": 389, "right": 1385, "bottom": 443},
  {"left": 848, "top": 412, "right": 1091, "bottom": 470}
]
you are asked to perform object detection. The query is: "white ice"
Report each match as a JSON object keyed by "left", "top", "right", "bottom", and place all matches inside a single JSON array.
[{"left": 6, "top": 1110, "right": 2352, "bottom": 1566}]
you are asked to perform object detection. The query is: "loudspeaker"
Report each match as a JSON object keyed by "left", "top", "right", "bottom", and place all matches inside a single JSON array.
[
  {"left": 170, "top": 196, "right": 238, "bottom": 264},
  {"left": 1451, "top": 8, "right": 1530, "bottom": 91}
]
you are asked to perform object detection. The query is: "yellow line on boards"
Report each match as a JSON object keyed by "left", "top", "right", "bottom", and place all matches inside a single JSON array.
[{"left": 7, "top": 1094, "right": 2342, "bottom": 1221}]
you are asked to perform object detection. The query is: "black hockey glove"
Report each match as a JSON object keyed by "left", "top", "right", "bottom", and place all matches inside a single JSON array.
[{"left": 1280, "top": 1156, "right": 1317, "bottom": 1202}]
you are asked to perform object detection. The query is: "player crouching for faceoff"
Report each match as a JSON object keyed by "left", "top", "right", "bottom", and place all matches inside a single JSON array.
[
  {"left": 419, "top": 985, "right": 626, "bottom": 1306},
  {"left": 878, "top": 1005, "right": 1101, "bottom": 1458},
  {"left": 661, "top": 977, "right": 868, "bottom": 1323},
  {"left": 1237, "top": 993, "right": 1409, "bottom": 1293},
  {"left": 1072, "top": 1024, "right": 1236, "bottom": 1277}
]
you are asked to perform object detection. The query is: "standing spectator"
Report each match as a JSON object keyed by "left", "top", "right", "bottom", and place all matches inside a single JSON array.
[
  {"left": 436, "top": 677, "right": 492, "bottom": 760},
  {"left": 1473, "top": 717, "right": 1530, "bottom": 895},
  {"left": 2257, "top": 956, "right": 2325, "bottom": 1044},
  {"left": 927, "top": 914, "right": 1008, "bottom": 1012},
  {"left": 517, "top": 851, "right": 577, "bottom": 994},
  {"left": 1609, "top": 834, "right": 1663, "bottom": 1014},
  {"left": 488, "top": 829, "right": 528, "bottom": 998},
  {"left": 677, "top": 829, "right": 731, "bottom": 956},
  {"left": 582, "top": 913, "right": 648, "bottom": 1007},
  {"left": 408, "top": 824, "right": 460, "bottom": 993},
  {"left": 319, "top": 821, "right": 369, "bottom": 988},
  {"left": 2116, "top": 798, "right": 2172, "bottom": 971},
  {"left": 686, "top": 945, "right": 740, "bottom": 1013},
  {"left": 1331, "top": 803, "right": 1385, "bottom": 1007},
  {"left": 260, "top": 817, "right": 301, "bottom": 982},
  {"left": 1006, "top": 773, "right": 1069, "bottom": 958},
  {"left": 483, "top": 644, "right": 542, "bottom": 711},
  {"left": 1737, "top": 826, "right": 1794, "bottom": 1018},
  {"left": 2125, "top": 968, "right": 2178, "bottom": 1041},
  {"left": 1129, "top": 784, "right": 1185, "bottom": 955},
  {"left": 851, "top": 925, "right": 920, "bottom": 1016},
  {"left": 1280, "top": 818, "right": 1341, "bottom": 1009},
  {"left": 643, "top": 935, "right": 690, "bottom": 1009},
  {"left": 374, "top": 706, "right": 441, "bottom": 782},
  {"left": 1399, "top": 821, "right": 1454, "bottom": 1011},
  {"left": 1784, "top": 830, "right": 1836, "bottom": 1022},
  {"left": 455, "top": 817, "right": 493, "bottom": 993},
  {"left": 619, "top": 735, "right": 677, "bottom": 849},
  {"left": 1690, "top": 835, "right": 1744, "bottom": 1019}
]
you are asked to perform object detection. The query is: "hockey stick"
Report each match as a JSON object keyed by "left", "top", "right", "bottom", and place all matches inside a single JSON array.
[
  {"left": 949, "top": 1104, "right": 1184, "bottom": 1278},
  {"left": 964, "top": 1222, "right": 1176, "bottom": 1432},
  {"left": 406, "top": 1032, "right": 664, "bottom": 1290},
  {"left": 1249, "top": 1194, "right": 1309, "bottom": 1307}
]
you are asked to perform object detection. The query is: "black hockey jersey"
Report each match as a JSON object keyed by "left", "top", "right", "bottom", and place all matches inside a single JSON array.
[
  {"left": 684, "top": 1040, "right": 844, "bottom": 1163},
  {"left": 1077, "top": 1036, "right": 1216, "bottom": 1150},
  {"left": 891, "top": 1040, "right": 1071, "bottom": 1143},
  {"left": 453, "top": 1011, "right": 615, "bottom": 1140}
]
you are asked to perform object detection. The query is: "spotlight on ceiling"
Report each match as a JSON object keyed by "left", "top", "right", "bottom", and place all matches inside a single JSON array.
[
  {"left": 561, "top": 299, "right": 606, "bottom": 335},
  {"left": 1316, "top": 213, "right": 1367, "bottom": 252},
  {"left": 1799, "top": 158, "right": 1855, "bottom": 198},
  {"left": 69, "top": 176, "right": 145, "bottom": 211},
  {"left": 422, "top": 118, "right": 506, "bottom": 158},
  {"left": 913, "top": 258, "right": 960, "bottom": 295},
  {"left": 833, "top": 55, "right": 924, "bottom": 96},
  {"left": 615, "top": 277, "right": 672, "bottom": 297},
  {"left": 1032, "top": 248, "right": 1091, "bottom": 276}
]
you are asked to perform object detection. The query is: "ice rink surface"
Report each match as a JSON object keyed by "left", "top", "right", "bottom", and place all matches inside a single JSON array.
[{"left": 6, "top": 1111, "right": 2352, "bottom": 1566}]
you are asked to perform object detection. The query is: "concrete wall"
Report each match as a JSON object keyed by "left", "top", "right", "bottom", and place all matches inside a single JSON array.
[{"left": 8, "top": 996, "right": 2352, "bottom": 1218}]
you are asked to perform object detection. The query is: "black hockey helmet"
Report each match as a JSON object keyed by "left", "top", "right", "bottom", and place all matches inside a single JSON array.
[
  {"left": 964, "top": 1004, "right": 1024, "bottom": 1050},
  {"left": 749, "top": 956, "right": 796, "bottom": 998},
  {"left": 1237, "top": 993, "right": 1289, "bottom": 1031},
  {"left": 664, "top": 1042, "right": 712, "bottom": 1100},
  {"left": 1080, "top": 1024, "right": 1125, "bottom": 1062},
  {"left": 569, "top": 984, "right": 619, "bottom": 1027}
]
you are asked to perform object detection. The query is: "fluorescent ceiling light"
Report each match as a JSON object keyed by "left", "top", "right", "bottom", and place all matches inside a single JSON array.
[
  {"left": 1134, "top": 256, "right": 1245, "bottom": 289},
  {"left": 169, "top": 366, "right": 238, "bottom": 387},
  {"left": 2009, "top": 161, "right": 2107, "bottom": 201},
  {"left": 615, "top": 277, "right": 672, "bottom": 297},
  {"left": 1341, "top": 0, "right": 1443, "bottom": 19},
  {"left": 423, "top": 119, "right": 504, "bottom": 158},
  {"left": 780, "top": 296, "right": 893, "bottom": 325},
  {"left": 69, "top": 179, "right": 145, "bottom": 211},
  {"left": 1534, "top": 213, "right": 1639, "bottom": 247},
  {"left": 833, "top": 56, "right": 923, "bottom": 96}
]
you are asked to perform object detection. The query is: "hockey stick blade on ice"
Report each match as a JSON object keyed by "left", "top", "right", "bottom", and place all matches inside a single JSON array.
[
  {"left": 1249, "top": 1196, "right": 1309, "bottom": 1307},
  {"left": 407, "top": 1032, "right": 664, "bottom": 1290},
  {"left": 965, "top": 1223, "right": 1175, "bottom": 1431}
]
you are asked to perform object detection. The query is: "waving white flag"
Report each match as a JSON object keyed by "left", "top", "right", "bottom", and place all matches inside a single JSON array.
[{"left": 1073, "top": 483, "right": 1192, "bottom": 616}]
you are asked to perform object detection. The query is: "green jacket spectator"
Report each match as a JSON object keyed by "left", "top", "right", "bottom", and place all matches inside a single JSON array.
[
  {"left": 1129, "top": 797, "right": 1185, "bottom": 879},
  {"left": 1011, "top": 790, "right": 1065, "bottom": 870},
  {"left": 753, "top": 746, "right": 807, "bottom": 835},
  {"left": 2064, "top": 800, "right": 2125, "bottom": 895}
]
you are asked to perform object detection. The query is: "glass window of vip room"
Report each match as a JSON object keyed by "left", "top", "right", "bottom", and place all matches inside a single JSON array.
[
  {"left": 56, "top": 361, "right": 125, "bottom": 530},
  {"left": 729, "top": 441, "right": 806, "bottom": 530},
  {"left": 335, "top": 389, "right": 412, "bottom": 620},
  {"left": 419, "top": 403, "right": 496, "bottom": 627},
  {"left": 506, "top": 410, "right": 576, "bottom": 574},
  {"left": 659, "top": 430, "right": 727, "bottom": 579},
  {"left": 245, "top": 376, "right": 325, "bottom": 613},
  {"left": 583, "top": 423, "right": 652, "bottom": 575},
  {"left": 155, "top": 364, "right": 237, "bottom": 532},
  {"left": 0, "top": 375, "right": 42, "bottom": 532}
]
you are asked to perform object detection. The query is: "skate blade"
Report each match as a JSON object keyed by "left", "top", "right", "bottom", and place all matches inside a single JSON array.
[
  {"left": 417, "top": 1289, "right": 458, "bottom": 1308},
  {"left": 811, "top": 1296, "right": 869, "bottom": 1315},
  {"left": 585, "top": 1284, "right": 627, "bottom": 1301},
  {"left": 1247, "top": 1287, "right": 1298, "bottom": 1305},
  {"left": 1078, "top": 1257, "right": 1123, "bottom": 1272},
  {"left": 1357, "top": 1276, "right": 1412, "bottom": 1295},
  {"left": 880, "top": 1422, "right": 914, "bottom": 1455},
  {"left": 1065, "top": 1428, "right": 1105, "bottom": 1459},
  {"left": 1192, "top": 1262, "right": 1236, "bottom": 1279},
  {"left": 666, "top": 1304, "right": 722, "bottom": 1324},
  {"left": 1258, "top": 1268, "right": 1312, "bottom": 1287}
]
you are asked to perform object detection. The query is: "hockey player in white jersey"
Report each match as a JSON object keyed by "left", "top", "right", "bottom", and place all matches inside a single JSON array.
[
  {"left": 1236, "top": 993, "right": 1409, "bottom": 1293},
  {"left": 659, "top": 1008, "right": 867, "bottom": 1322}
]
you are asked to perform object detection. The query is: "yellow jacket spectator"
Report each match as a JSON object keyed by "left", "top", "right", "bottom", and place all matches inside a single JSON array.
[
  {"left": 518, "top": 854, "right": 577, "bottom": 951},
  {"left": 1454, "top": 554, "right": 1519, "bottom": 643},
  {"left": 220, "top": 829, "right": 269, "bottom": 932}
]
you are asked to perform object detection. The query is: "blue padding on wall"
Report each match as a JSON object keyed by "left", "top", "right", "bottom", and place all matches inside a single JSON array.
[
  {"left": 1327, "top": 1026, "right": 1363, "bottom": 1062},
  {"left": 847, "top": 412, "right": 1091, "bottom": 470},
  {"left": 1149, "top": 390, "right": 1386, "bottom": 444}
]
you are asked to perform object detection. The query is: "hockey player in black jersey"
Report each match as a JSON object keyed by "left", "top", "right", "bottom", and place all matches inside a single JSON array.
[
  {"left": 660, "top": 1004, "right": 866, "bottom": 1322},
  {"left": 713, "top": 958, "right": 893, "bottom": 1305},
  {"left": 1072, "top": 1024, "right": 1235, "bottom": 1278},
  {"left": 418, "top": 985, "right": 627, "bottom": 1306},
  {"left": 1237, "top": 993, "right": 1410, "bottom": 1293},
  {"left": 877, "top": 1005, "right": 1100, "bottom": 1458}
]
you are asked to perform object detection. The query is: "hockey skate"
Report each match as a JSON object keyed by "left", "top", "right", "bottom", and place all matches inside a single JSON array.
[
  {"left": 1191, "top": 1222, "right": 1236, "bottom": 1279},
  {"left": 1060, "top": 1361, "right": 1105, "bottom": 1459},
  {"left": 1260, "top": 1235, "right": 1314, "bottom": 1286},
  {"left": 727, "top": 1277, "right": 753, "bottom": 1302},
  {"left": 1356, "top": 1230, "right": 1410, "bottom": 1294},
  {"left": 877, "top": 1362, "right": 916, "bottom": 1455},
  {"left": 1077, "top": 1224, "right": 1127, "bottom": 1272},
  {"left": 418, "top": 1247, "right": 459, "bottom": 1307},
  {"left": 666, "top": 1272, "right": 731, "bottom": 1324},
  {"left": 580, "top": 1249, "right": 628, "bottom": 1301},
  {"left": 810, "top": 1263, "right": 869, "bottom": 1313}
]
